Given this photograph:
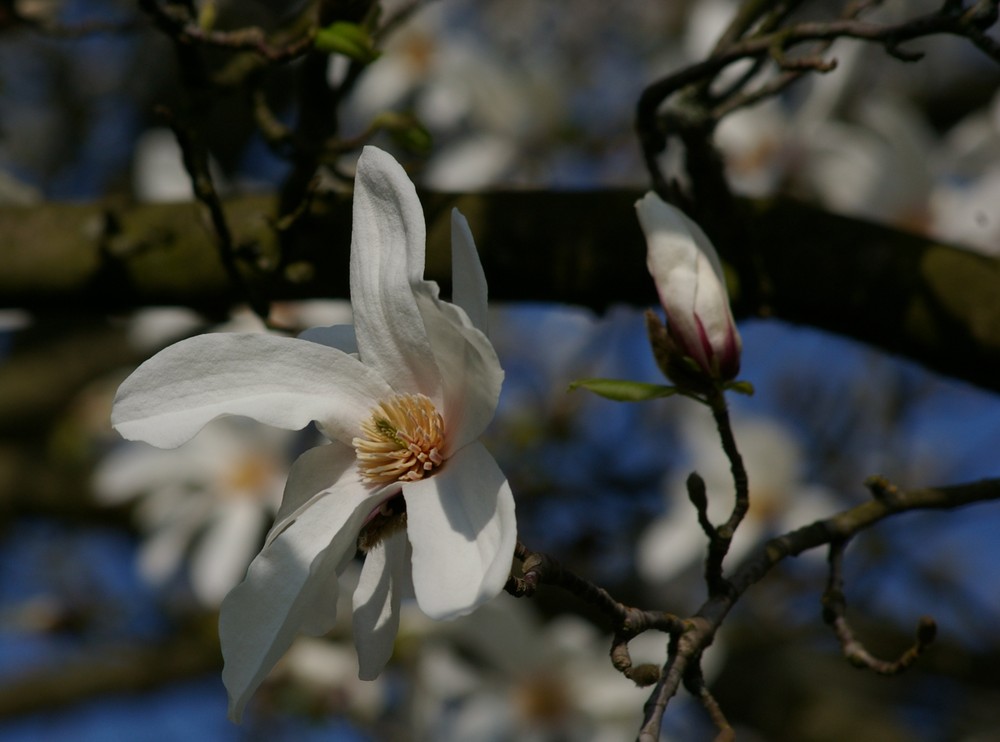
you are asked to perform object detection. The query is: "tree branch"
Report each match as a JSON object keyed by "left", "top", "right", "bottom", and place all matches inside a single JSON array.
[
  {"left": 636, "top": 476, "right": 1000, "bottom": 739},
  {"left": 3, "top": 192, "right": 1000, "bottom": 394}
]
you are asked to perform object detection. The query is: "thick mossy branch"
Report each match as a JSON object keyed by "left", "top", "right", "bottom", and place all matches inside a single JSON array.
[{"left": 2, "top": 192, "right": 1000, "bottom": 392}]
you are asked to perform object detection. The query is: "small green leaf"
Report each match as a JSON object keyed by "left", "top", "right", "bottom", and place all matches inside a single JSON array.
[
  {"left": 373, "top": 112, "right": 433, "bottom": 155},
  {"left": 568, "top": 378, "right": 678, "bottom": 402},
  {"left": 723, "top": 380, "right": 755, "bottom": 396},
  {"left": 314, "top": 22, "right": 379, "bottom": 63}
]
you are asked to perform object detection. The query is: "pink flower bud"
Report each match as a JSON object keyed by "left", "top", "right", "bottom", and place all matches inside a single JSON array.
[{"left": 636, "top": 193, "right": 742, "bottom": 381}]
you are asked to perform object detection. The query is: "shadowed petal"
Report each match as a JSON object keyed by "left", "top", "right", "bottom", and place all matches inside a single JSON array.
[
  {"left": 352, "top": 530, "right": 412, "bottom": 680},
  {"left": 403, "top": 441, "right": 516, "bottom": 620},
  {"left": 414, "top": 291, "right": 503, "bottom": 455},
  {"left": 266, "top": 443, "right": 358, "bottom": 546},
  {"left": 112, "top": 333, "right": 392, "bottom": 448},
  {"left": 449, "top": 208, "right": 489, "bottom": 335},
  {"left": 351, "top": 146, "right": 442, "bottom": 400},
  {"left": 219, "top": 472, "right": 380, "bottom": 722}
]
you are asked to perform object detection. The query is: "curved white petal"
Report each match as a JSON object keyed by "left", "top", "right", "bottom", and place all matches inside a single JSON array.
[
  {"left": 352, "top": 529, "right": 412, "bottom": 680},
  {"left": 449, "top": 208, "right": 489, "bottom": 335},
  {"left": 266, "top": 443, "right": 359, "bottom": 546},
  {"left": 112, "top": 333, "right": 391, "bottom": 448},
  {"left": 351, "top": 146, "right": 442, "bottom": 400},
  {"left": 219, "top": 473, "right": 380, "bottom": 722},
  {"left": 414, "top": 291, "right": 503, "bottom": 455},
  {"left": 403, "top": 441, "right": 516, "bottom": 620}
]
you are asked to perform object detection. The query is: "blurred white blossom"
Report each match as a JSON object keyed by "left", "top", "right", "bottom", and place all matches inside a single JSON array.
[
  {"left": 412, "top": 595, "right": 688, "bottom": 742},
  {"left": 638, "top": 405, "right": 837, "bottom": 584},
  {"left": 93, "top": 419, "right": 293, "bottom": 607}
]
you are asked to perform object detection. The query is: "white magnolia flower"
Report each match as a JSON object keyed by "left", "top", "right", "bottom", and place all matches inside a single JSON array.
[
  {"left": 111, "top": 146, "right": 517, "bottom": 721},
  {"left": 636, "top": 193, "right": 742, "bottom": 381},
  {"left": 93, "top": 420, "right": 290, "bottom": 607},
  {"left": 638, "top": 406, "right": 836, "bottom": 584},
  {"left": 414, "top": 595, "right": 664, "bottom": 742}
]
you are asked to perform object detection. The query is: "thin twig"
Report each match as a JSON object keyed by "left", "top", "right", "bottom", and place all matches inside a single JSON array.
[
  {"left": 702, "top": 389, "right": 749, "bottom": 596},
  {"left": 162, "top": 108, "right": 269, "bottom": 320},
  {"left": 636, "top": 0, "right": 1000, "bottom": 191}
]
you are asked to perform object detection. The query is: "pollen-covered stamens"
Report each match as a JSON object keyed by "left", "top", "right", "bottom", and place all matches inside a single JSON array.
[{"left": 353, "top": 393, "right": 446, "bottom": 484}]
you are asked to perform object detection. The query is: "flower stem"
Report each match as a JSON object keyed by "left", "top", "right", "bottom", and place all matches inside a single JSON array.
[{"left": 703, "top": 387, "right": 749, "bottom": 596}]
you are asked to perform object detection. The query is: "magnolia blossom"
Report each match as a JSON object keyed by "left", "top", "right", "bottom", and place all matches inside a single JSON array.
[
  {"left": 636, "top": 193, "right": 742, "bottom": 381},
  {"left": 93, "top": 421, "right": 290, "bottom": 607},
  {"left": 413, "top": 595, "right": 671, "bottom": 742},
  {"left": 110, "top": 146, "right": 516, "bottom": 721},
  {"left": 638, "top": 405, "right": 836, "bottom": 585}
]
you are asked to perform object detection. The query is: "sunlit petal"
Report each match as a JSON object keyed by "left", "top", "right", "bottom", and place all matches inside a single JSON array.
[
  {"left": 353, "top": 530, "right": 412, "bottom": 680},
  {"left": 350, "top": 146, "right": 442, "bottom": 400},
  {"left": 113, "top": 333, "right": 391, "bottom": 448},
  {"left": 403, "top": 442, "right": 516, "bottom": 620}
]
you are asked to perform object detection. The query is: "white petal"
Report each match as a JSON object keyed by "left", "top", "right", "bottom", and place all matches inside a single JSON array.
[
  {"left": 352, "top": 530, "right": 412, "bottom": 679},
  {"left": 403, "top": 442, "right": 516, "bottom": 620},
  {"left": 266, "top": 443, "right": 357, "bottom": 547},
  {"left": 350, "top": 146, "right": 442, "bottom": 399},
  {"left": 190, "top": 499, "right": 268, "bottom": 606},
  {"left": 449, "top": 208, "right": 489, "bottom": 335},
  {"left": 219, "top": 474, "right": 380, "bottom": 722},
  {"left": 112, "top": 333, "right": 391, "bottom": 448},
  {"left": 414, "top": 291, "right": 504, "bottom": 455}
]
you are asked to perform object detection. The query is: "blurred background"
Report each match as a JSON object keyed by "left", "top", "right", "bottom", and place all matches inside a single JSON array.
[{"left": 2, "top": 0, "right": 1000, "bottom": 740}]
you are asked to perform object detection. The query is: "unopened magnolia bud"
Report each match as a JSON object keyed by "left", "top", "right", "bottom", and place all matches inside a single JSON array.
[{"left": 636, "top": 193, "right": 742, "bottom": 381}]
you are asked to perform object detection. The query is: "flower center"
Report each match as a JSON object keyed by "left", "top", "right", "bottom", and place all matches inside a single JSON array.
[{"left": 353, "top": 393, "right": 445, "bottom": 485}]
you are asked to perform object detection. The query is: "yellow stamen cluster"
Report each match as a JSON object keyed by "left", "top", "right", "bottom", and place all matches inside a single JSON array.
[{"left": 353, "top": 393, "right": 445, "bottom": 484}]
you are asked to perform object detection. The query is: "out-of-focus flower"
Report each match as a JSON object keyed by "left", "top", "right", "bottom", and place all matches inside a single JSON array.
[
  {"left": 929, "top": 91, "right": 1000, "bottom": 255},
  {"left": 638, "top": 406, "right": 836, "bottom": 584},
  {"left": 929, "top": 166, "right": 1000, "bottom": 255},
  {"left": 93, "top": 420, "right": 292, "bottom": 607},
  {"left": 412, "top": 595, "right": 685, "bottom": 742},
  {"left": 636, "top": 193, "right": 742, "bottom": 383},
  {"left": 790, "top": 97, "right": 935, "bottom": 227},
  {"left": 110, "top": 146, "right": 516, "bottom": 721}
]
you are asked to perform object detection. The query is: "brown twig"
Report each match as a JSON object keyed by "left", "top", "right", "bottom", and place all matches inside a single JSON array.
[
  {"left": 138, "top": 0, "right": 315, "bottom": 63},
  {"left": 161, "top": 108, "right": 270, "bottom": 320},
  {"left": 823, "top": 536, "right": 938, "bottom": 674},
  {"left": 505, "top": 540, "right": 688, "bottom": 690},
  {"left": 636, "top": 0, "right": 1000, "bottom": 195},
  {"left": 635, "top": 476, "right": 1000, "bottom": 739},
  {"left": 701, "top": 390, "right": 749, "bottom": 597}
]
